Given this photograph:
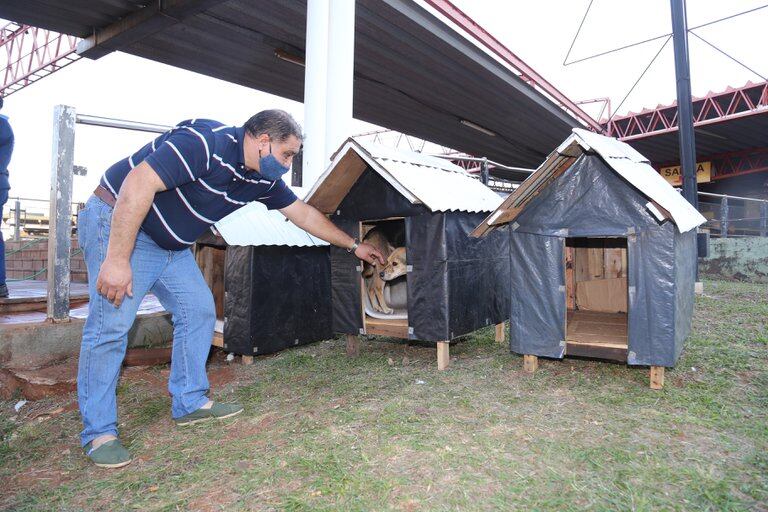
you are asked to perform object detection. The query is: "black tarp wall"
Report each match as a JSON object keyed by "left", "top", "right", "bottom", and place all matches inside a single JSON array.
[
  {"left": 330, "top": 167, "right": 510, "bottom": 342},
  {"left": 224, "top": 245, "right": 333, "bottom": 356}
]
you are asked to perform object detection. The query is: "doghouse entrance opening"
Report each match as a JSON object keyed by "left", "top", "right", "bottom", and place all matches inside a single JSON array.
[
  {"left": 360, "top": 218, "right": 408, "bottom": 338},
  {"left": 565, "top": 237, "right": 628, "bottom": 361}
]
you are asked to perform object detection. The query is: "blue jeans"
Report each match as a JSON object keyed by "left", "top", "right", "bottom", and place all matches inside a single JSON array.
[
  {"left": 77, "top": 195, "right": 215, "bottom": 447},
  {"left": 0, "top": 188, "right": 7, "bottom": 285}
]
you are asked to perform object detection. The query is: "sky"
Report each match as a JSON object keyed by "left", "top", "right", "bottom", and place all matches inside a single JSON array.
[{"left": 0, "top": 0, "right": 764, "bottom": 207}]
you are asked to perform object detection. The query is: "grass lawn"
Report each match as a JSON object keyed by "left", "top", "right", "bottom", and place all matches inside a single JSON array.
[{"left": 1, "top": 279, "right": 766, "bottom": 511}]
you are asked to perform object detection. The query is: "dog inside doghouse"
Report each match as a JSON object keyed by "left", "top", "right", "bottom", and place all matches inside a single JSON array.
[{"left": 360, "top": 218, "right": 407, "bottom": 323}]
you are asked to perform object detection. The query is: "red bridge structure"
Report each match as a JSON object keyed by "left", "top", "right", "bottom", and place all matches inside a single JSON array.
[{"left": 0, "top": 20, "right": 80, "bottom": 97}]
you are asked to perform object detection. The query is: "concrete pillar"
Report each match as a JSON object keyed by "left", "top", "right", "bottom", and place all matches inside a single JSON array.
[
  {"left": 302, "top": 0, "right": 330, "bottom": 188},
  {"left": 47, "top": 105, "right": 76, "bottom": 322},
  {"left": 323, "top": 0, "right": 356, "bottom": 163}
]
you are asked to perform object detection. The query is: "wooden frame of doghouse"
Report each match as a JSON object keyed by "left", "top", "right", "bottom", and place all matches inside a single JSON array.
[
  {"left": 306, "top": 138, "right": 510, "bottom": 370},
  {"left": 473, "top": 129, "right": 706, "bottom": 388}
]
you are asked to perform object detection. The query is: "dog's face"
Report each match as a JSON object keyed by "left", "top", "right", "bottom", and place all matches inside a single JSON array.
[{"left": 379, "top": 247, "right": 407, "bottom": 281}]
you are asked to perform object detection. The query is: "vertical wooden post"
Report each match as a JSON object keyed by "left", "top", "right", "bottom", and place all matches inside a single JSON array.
[
  {"left": 760, "top": 202, "right": 767, "bottom": 238},
  {"left": 650, "top": 366, "right": 665, "bottom": 390},
  {"left": 437, "top": 341, "right": 449, "bottom": 370},
  {"left": 494, "top": 322, "right": 506, "bottom": 343},
  {"left": 346, "top": 334, "right": 360, "bottom": 357},
  {"left": 523, "top": 355, "right": 538, "bottom": 373},
  {"left": 565, "top": 245, "right": 575, "bottom": 310},
  {"left": 47, "top": 105, "right": 76, "bottom": 322}
]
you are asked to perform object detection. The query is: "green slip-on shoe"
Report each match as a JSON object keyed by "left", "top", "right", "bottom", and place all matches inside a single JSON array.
[
  {"left": 84, "top": 439, "right": 132, "bottom": 469},
  {"left": 174, "top": 402, "right": 244, "bottom": 426}
]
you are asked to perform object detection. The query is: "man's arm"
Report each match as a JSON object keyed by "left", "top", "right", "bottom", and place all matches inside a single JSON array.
[
  {"left": 97, "top": 161, "right": 166, "bottom": 306},
  {"left": 279, "top": 199, "right": 385, "bottom": 265}
]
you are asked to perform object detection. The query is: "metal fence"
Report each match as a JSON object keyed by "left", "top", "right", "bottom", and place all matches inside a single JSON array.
[
  {"left": 697, "top": 191, "right": 768, "bottom": 238},
  {"left": 1, "top": 196, "right": 82, "bottom": 240}
]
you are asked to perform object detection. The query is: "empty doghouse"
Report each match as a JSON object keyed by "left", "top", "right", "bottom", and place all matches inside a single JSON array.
[
  {"left": 305, "top": 138, "right": 510, "bottom": 370},
  {"left": 196, "top": 198, "right": 333, "bottom": 362},
  {"left": 472, "top": 129, "right": 706, "bottom": 388}
]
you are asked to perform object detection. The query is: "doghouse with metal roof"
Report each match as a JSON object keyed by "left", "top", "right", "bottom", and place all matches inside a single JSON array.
[
  {"left": 473, "top": 129, "right": 706, "bottom": 388},
  {"left": 305, "top": 138, "right": 510, "bottom": 370},
  {"left": 195, "top": 195, "right": 333, "bottom": 363}
]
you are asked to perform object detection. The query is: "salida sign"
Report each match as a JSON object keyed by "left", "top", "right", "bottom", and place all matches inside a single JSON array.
[{"left": 659, "top": 161, "right": 711, "bottom": 186}]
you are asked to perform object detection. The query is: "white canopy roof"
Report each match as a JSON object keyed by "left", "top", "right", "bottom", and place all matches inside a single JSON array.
[{"left": 214, "top": 187, "right": 328, "bottom": 247}]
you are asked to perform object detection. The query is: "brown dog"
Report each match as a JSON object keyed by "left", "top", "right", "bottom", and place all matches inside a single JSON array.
[{"left": 362, "top": 228, "right": 407, "bottom": 314}]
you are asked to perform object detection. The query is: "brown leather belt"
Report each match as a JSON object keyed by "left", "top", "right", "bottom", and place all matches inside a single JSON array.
[{"left": 93, "top": 185, "right": 117, "bottom": 208}]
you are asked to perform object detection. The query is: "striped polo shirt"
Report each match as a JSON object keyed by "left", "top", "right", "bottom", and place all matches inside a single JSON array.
[{"left": 99, "top": 119, "right": 298, "bottom": 251}]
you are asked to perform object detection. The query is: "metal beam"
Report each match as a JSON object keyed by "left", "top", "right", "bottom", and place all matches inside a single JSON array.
[
  {"left": 670, "top": 0, "right": 698, "bottom": 210},
  {"left": 76, "top": 113, "right": 170, "bottom": 133},
  {"left": 77, "top": 0, "right": 227, "bottom": 59}
]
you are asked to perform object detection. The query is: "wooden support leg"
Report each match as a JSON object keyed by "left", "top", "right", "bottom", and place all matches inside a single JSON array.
[
  {"left": 495, "top": 322, "right": 506, "bottom": 343},
  {"left": 242, "top": 355, "right": 254, "bottom": 365},
  {"left": 523, "top": 355, "right": 538, "bottom": 373},
  {"left": 650, "top": 366, "right": 665, "bottom": 390},
  {"left": 437, "top": 341, "right": 449, "bottom": 371},
  {"left": 346, "top": 334, "right": 360, "bottom": 358}
]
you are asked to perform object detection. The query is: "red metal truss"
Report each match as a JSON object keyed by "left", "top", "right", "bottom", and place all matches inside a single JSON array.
[
  {"left": 656, "top": 147, "right": 768, "bottom": 181},
  {"left": 709, "top": 147, "right": 768, "bottom": 181},
  {"left": 604, "top": 81, "right": 768, "bottom": 139},
  {"left": 0, "top": 21, "right": 81, "bottom": 97},
  {"left": 423, "top": 0, "right": 602, "bottom": 132}
]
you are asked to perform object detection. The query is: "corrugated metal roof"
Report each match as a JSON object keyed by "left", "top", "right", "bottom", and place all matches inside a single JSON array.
[
  {"left": 214, "top": 187, "right": 329, "bottom": 247},
  {"left": 474, "top": 129, "right": 706, "bottom": 236},
  {"left": 306, "top": 138, "right": 504, "bottom": 214}
]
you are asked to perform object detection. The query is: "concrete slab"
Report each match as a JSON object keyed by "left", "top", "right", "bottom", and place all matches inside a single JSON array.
[
  {"left": 0, "top": 295, "right": 173, "bottom": 370},
  {"left": 0, "top": 282, "right": 89, "bottom": 313}
]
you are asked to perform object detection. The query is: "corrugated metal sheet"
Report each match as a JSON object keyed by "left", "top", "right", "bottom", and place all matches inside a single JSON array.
[
  {"left": 214, "top": 187, "right": 328, "bottom": 247},
  {"left": 570, "top": 128, "right": 706, "bottom": 233},
  {"left": 306, "top": 138, "right": 503, "bottom": 213}
]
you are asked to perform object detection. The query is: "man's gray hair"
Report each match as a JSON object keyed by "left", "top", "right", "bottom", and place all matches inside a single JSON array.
[{"left": 244, "top": 109, "right": 303, "bottom": 142}]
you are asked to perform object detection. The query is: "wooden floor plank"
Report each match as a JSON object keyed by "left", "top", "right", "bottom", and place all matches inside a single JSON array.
[
  {"left": 566, "top": 310, "right": 628, "bottom": 361},
  {"left": 365, "top": 316, "right": 409, "bottom": 338}
]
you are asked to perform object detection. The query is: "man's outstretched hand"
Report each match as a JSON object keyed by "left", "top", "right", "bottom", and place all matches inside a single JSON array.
[{"left": 354, "top": 242, "right": 385, "bottom": 266}]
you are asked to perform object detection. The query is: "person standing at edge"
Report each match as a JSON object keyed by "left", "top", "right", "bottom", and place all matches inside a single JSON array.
[
  {"left": 78, "top": 110, "right": 384, "bottom": 468},
  {"left": 0, "top": 96, "right": 14, "bottom": 299}
]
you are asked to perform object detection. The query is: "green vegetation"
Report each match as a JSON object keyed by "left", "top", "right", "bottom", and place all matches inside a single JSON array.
[{"left": 1, "top": 280, "right": 766, "bottom": 511}]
